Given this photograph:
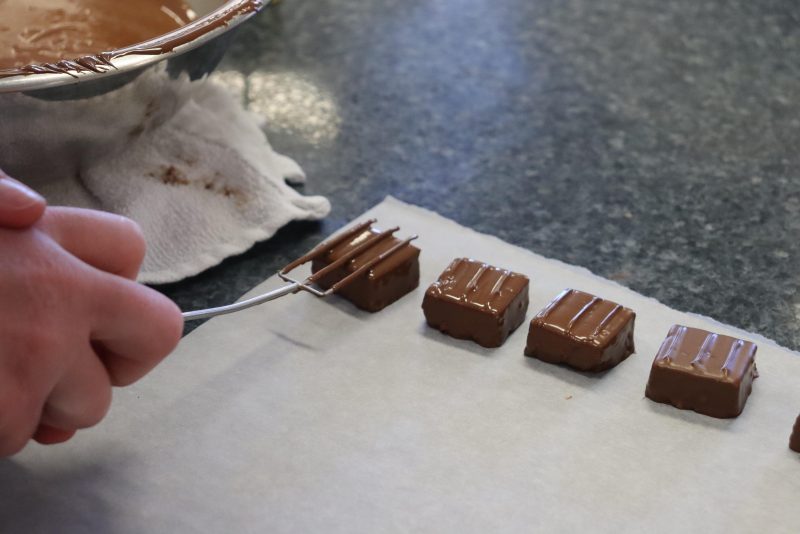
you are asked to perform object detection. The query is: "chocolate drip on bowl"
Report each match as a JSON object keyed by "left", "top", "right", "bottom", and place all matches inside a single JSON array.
[
  {"left": 0, "top": 0, "right": 265, "bottom": 82},
  {"left": 0, "top": 0, "right": 195, "bottom": 69}
]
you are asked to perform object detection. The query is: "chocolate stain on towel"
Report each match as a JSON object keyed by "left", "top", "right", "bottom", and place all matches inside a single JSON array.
[
  {"left": 158, "top": 165, "right": 190, "bottom": 186},
  {"left": 150, "top": 165, "right": 246, "bottom": 205}
]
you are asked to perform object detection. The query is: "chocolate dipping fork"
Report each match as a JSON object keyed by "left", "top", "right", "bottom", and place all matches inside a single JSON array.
[{"left": 182, "top": 220, "right": 418, "bottom": 321}]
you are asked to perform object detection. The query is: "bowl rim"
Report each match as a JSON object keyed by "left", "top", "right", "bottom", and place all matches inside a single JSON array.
[{"left": 0, "top": 0, "right": 267, "bottom": 95}]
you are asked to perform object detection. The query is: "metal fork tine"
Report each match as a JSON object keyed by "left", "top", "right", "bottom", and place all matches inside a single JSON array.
[
  {"left": 324, "top": 235, "right": 418, "bottom": 295},
  {"left": 305, "top": 227, "right": 399, "bottom": 286},
  {"left": 277, "top": 273, "right": 327, "bottom": 296},
  {"left": 280, "top": 218, "right": 376, "bottom": 274}
]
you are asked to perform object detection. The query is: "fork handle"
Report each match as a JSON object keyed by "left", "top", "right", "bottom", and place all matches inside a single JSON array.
[{"left": 182, "top": 282, "right": 300, "bottom": 321}]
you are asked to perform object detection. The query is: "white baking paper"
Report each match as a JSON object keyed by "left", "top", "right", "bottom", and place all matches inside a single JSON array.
[{"left": 2, "top": 197, "right": 799, "bottom": 534}]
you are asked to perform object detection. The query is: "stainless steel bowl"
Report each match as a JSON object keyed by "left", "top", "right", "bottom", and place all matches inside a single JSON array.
[{"left": 0, "top": 0, "right": 267, "bottom": 99}]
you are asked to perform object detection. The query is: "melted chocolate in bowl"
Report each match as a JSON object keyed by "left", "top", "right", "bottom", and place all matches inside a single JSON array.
[{"left": 0, "top": 0, "right": 196, "bottom": 68}]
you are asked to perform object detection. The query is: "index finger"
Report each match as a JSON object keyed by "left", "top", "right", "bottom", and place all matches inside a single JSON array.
[
  {"left": 0, "top": 172, "right": 46, "bottom": 229},
  {"left": 37, "top": 207, "right": 146, "bottom": 280}
]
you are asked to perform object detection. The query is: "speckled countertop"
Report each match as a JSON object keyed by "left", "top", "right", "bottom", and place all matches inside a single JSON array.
[{"left": 157, "top": 0, "right": 800, "bottom": 349}]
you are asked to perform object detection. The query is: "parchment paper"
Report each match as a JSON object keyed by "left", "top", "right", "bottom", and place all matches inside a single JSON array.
[{"left": 2, "top": 197, "right": 799, "bottom": 534}]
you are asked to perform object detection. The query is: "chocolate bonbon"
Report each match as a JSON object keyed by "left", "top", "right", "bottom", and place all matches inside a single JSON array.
[
  {"left": 791, "top": 414, "right": 800, "bottom": 453},
  {"left": 297, "top": 220, "right": 420, "bottom": 312},
  {"left": 645, "top": 325, "right": 758, "bottom": 419},
  {"left": 524, "top": 289, "right": 635, "bottom": 372},
  {"left": 422, "top": 258, "right": 529, "bottom": 348}
]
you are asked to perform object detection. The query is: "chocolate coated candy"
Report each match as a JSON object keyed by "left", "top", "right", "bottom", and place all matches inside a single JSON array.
[
  {"left": 311, "top": 224, "right": 420, "bottom": 312},
  {"left": 422, "top": 258, "right": 529, "bottom": 348},
  {"left": 525, "top": 289, "right": 635, "bottom": 372},
  {"left": 645, "top": 325, "right": 758, "bottom": 419}
]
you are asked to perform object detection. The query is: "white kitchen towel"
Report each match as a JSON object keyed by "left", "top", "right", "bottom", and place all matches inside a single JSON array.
[{"left": 0, "top": 66, "right": 331, "bottom": 284}]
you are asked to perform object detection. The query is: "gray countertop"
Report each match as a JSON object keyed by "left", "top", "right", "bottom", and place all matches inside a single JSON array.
[{"left": 158, "top": 0, "right": 800, "bottom": 350}]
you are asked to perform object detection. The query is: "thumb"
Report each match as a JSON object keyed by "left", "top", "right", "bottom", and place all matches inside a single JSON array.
[
  {"left": 0, "top": 170, "right": 46, "bottom": 229},
  {"left": 33, "top": 424, "right": 77, "bottom": 445}
]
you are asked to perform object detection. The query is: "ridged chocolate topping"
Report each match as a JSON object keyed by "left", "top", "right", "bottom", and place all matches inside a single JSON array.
[
  {"left": 425, "top": 257, "right": 528, "bottom": 316},
  {"left": 653, "top": 325, "right": 757, "bottom": 383},
  {"left": 531, "top": 289, "right": 634, "bottom": 348}
]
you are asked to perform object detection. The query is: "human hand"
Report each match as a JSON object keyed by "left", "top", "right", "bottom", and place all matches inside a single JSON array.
[{"left": 0, "top": 206, "right": 184, "bottom": 456}]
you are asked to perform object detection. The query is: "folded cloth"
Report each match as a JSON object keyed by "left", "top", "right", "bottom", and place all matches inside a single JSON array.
[{"left": 0, "top": 67, "right": 331, "bottom": 284}]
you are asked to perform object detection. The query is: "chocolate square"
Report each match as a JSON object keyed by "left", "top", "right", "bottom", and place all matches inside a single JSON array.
[
  {"left": 645, "top": 325, "right": 758, "bottom": 419},
  {"left": 524, "top": 289, "right": 636, "bottom": 372},
  {"left": 422, "top": 258, "right": 529, "bottom": 348},
  {"left": 790, "top": 414, "right": 800, "bottom": 453},
  {"left": 310, "top": 224, "right": 420, "bottom": 312}
]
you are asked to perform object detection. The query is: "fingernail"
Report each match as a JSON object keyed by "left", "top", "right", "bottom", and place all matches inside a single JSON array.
[{"left": 0, "top": 176, "right": 45, "bottom": 210}]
